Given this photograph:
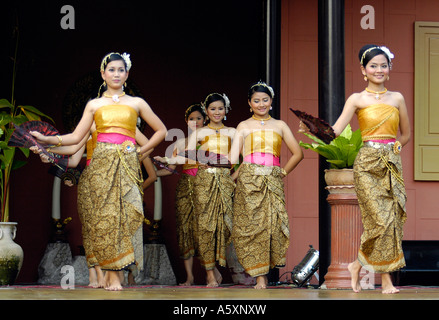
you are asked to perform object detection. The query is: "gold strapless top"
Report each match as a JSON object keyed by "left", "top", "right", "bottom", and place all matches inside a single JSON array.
[
  {"left": 199, "top": 134, "right": 231, "bottom": 155},
  {"left": 356, "top": 104, "right": 399, "bottom": 141},
  {"left": 243, "top": 130, "right": 282, "bottom": 157},
  {"left": 86, "top": 131, "right": 98, "bottom": 161},
  {"left": 94, "top": 105, "right": 137, "bottom": 139}
]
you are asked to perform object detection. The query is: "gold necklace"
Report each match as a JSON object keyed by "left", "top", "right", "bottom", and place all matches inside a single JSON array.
[
  {"left": 365, "top": 87, "right": 387, "bottom": 100},
  {"left": 252, "top": 114, "right": 271, "bottom": 125},
  {"left": 104, "top": 91, "right": 126, "bottom": 103},
  {"left": 207, "top": 123, "right": 225, "bottom": 133}
]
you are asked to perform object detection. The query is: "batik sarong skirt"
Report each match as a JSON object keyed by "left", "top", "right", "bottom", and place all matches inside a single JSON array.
[
  {"left": 77, "top": 166, "right": 99, "bottom": 268},
  {"left": 175, "top": 173, "right": 196, "bottom": 259},
  {"left": 354, "top": 145, "right": 407, "bottom": 273},
  {"left": 85, "top": 142, "right": 144, "bottom": 272},
  {"left": 193, "top": 167, "right": 234, "bottom": 270},
  {"left": 232, "top": 163, "right": 290, "bottom": 277}
]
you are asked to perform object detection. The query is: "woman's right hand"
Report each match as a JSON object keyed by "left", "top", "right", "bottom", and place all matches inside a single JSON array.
[{"left": 30, "top": 131, "right": 50, "bottom": 144}]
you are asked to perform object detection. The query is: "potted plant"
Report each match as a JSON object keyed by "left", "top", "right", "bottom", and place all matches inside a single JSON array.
[
  {"left": 0, "top": 24, "right": 54, "bottom": 285},
  {"left": 299, "top": 124, "right": 365, "bottom": 289},
  {"left": 299, "top": 124, "right": 363, "bottom": 193}
]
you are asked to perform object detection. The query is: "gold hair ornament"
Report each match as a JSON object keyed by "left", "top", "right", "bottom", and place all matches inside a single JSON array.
[
  {"left": 100, "top": 52, "right": 132, "bottom": 72},
  {"left": 203, "top": 93, "right": 231, "bottom": 114},
  {"left": 360, "top": 46, "right": 394, "bottom": 65},
  {"left": 251, "top": 81, "right": 275, "bottom": 98}
]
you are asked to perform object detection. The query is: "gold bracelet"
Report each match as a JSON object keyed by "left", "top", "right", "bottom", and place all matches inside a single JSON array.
[{"left": 55, "top": 135, "right": 63, "bottom": 147}]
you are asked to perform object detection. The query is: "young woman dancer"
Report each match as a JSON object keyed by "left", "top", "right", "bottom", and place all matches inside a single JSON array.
[
  {"left": 324, "top": 45, "right": 410, "bottom": 294},
  {"left": 156, "top": 93, "right": 234, "bottom": 287},
  {"left": 156, "top": 104, "right": 206, "bottom": 286},
  {"left": 33, "top": 124, "right": 156, "bottom": 288},
  {"left": 230, "top": 82, "right": 303, "bottom": 289},
  {"left": 31, "top": 52, "right": 167, "bottom": 290}
]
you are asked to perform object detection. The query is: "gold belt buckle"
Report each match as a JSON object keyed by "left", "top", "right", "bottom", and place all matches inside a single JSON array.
[{"left": 121, "top": 140, "right": 137, "bottom": 154}]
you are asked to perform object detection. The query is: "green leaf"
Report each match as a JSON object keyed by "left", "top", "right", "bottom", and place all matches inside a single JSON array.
[
  {"left": 0, "top": 99, "right": 14, "bottom": 109},
  {"left": 11, "top": 114, "right": 29, "bottom": 126},
  {"left": 0, "top": 113, "right": 13, "bottom": 127},
  {"left": 19, "top": 105, "right": 54, "bottom": 123},
  {"left": 11, "top": 159, "right": 27, "bottom": 171},
  {"left": 18, "top": 147, "right": 30, "bottom": 158},
  {"left": 299, "top": 123, "right": 363, "bottom": 169},
  {"left": 303, "top": 133, "right": 327, "bottom": 145},
  {"left": 327, "top": 159, "right": 347, "bottom": 169}
]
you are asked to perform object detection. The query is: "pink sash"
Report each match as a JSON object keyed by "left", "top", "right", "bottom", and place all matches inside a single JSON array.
[
  {"left": 243, "top": 152, "right": 280, "bottom": 167},
  {"left": 182, "top": 168, "right": 198, "bottom": 176}
]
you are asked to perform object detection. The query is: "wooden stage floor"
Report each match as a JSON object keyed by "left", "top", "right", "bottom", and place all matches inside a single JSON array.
[
  {"left": 2, "top": 284, "right": 436, "bottom": 318},
  {"left": 1, "top": 284, "right": 439, "bottom": 300}
]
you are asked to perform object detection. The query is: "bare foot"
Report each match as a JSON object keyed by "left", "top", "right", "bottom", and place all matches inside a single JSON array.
[
  {"left": 348, "top": 261, "right": 362, "bottom": 293},
  {"left": 179, "top": 257, "right": 194, "bottom": 286},
  {"left": 88, "top": 266, "right": 105, "bottom": 288},
  {"left": 104, "top": 271, "right": 123, "bottom": 291},
  {"left": 88, "top": 268, "right": 98, "bottom": 288},
  {"left": 254, "top": 275, "right": 267, "bottom": 289},
  {"left": 96, "top": 266, "right": 106, "bottom": 288},
  {"left": 179, "top": 279, "right": 194, "bottom": 286},
  {"left": 179, "top": 274, "right": 194, "bottom": 286},
  {"left": 381, "top": 273, "right": 399, "bottom": 294},
  {"left": 206, "top": 269, "right": 219, "bottom": 287}
]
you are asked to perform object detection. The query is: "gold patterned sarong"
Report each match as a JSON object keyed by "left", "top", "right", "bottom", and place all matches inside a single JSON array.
[
  {"left": 77, "top": 166, "right": 99, "bottom": 268},
  {"left": 175, "top": 173, "right": 196, "bottom": 259},
  {"left": 232, "top": 163, "right": 290, "bottom": 277},
  {"left": 86, "top": 142, "right": 144, "bottom": 271},
  {"left": 193, "top": 167, "right": 234, "bottom": 270},
  {"left": 77, "top": 134, "right": 98, "bottom": 268},
  {"left": 354, "top": 144, "right": 407, "bottom": 273}
]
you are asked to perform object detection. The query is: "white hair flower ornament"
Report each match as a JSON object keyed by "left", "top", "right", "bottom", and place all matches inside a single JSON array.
[
  {"left": 379, "top": 46, "right": 394, "bottom": 62},
  {"left": 121, "top": 53, "right": 132, "bottom": 71},
  {"left": 222, "top": 93, "right": 231, "bottom": 113}
]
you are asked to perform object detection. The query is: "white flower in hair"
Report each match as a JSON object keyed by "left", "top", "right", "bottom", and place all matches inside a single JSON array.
[
  {"left": 379, "top": 46, "right": 394, "bottom": 62},
  {"left": 122, "top": 52, "right": 132, "bottom": 71},
  {"left": 222, "top": 93, "right": 231, "bottom": 113}
]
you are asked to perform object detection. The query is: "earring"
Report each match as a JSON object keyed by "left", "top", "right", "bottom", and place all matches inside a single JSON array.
[
  {"left": 387, "top": 76, "right": 390, "bottom": 81},
  {"left": 270, "top": 107, "right": 272, "bottom": 110},
  {"left": 250, "top": 108, "right": 253, "bottom": 113},
  {"left": 224, "top": 115, "right": 227, "bottom": 121},
  {"left": 364, "top": 76, "right": 368, "bottom": 81}
]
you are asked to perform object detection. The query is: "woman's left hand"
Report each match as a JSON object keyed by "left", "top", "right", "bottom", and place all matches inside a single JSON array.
[{"left": 30, "top": 146, "right": 50, "bottom": 163}]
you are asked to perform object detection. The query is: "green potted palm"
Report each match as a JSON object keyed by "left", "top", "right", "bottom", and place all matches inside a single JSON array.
[
  {"left": 0, "top": 24, "right": 54, "bottom": 285},
  {"left": 299, "top": 124, "right": 363, "bottom": 193}
]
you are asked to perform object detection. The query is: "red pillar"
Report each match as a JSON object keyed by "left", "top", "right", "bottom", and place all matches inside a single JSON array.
[{"left": 322, "top": 193, "right": 363, "bottom": 289}]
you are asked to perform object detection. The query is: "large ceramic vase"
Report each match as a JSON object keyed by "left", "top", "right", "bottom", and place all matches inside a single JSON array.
[
  {"left": 0, "top": 222, "right": 24, "bottom": 285},
  {"left": 321, "top": 169, "right": 364, "bottom": 289}
]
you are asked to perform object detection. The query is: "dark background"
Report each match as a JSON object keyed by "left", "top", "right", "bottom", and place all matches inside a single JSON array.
[{"left": 0, "top": 0, "right": 267, "bottom": 284}]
